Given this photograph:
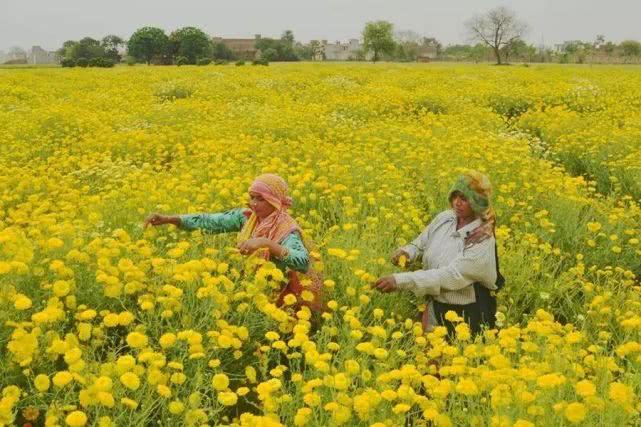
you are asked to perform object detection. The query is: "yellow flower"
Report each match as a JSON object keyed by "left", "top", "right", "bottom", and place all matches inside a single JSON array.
[
  {"left": 14, "top": 294, "right": 32, "bottom": 310},
  {"left": 34, "top": 374, "right": 50, "bottom": 392},
  {"left": 119, "top": 372, "right": 140, "bottom": 390},
  {"left": 157, "top": 384, "right": 171, "bottom": 398},
  {"left": 575, "top": 380, "right": 596, "bottom": 398},
  {"left": 126, "top": 332, "right": 148, "bottom": 348},
  {"left": 52, "top": 371, "right": 74, "bottom": 388},
  {"left": 217, "top": 391, "right": 238, "bottom": 406},
  {"left": 456, "top": 378, "right": 479, "bottom": 396},
  {"left": 564, "top": 402, "right": 587, "bottom": 424},
  {"left": 294, "top": 407, "right": 312, "bottom": 426},
  {"left": 159, "top": 333, "right": 177, "bottom": 348},
  {"left": 65, "top": 410, "right": 88, "bottom": 426},
  {"left": 168, "top": 400, "right": 184, "bottom": 414},
  {"left": 121, "top": 398, "right": 138, "bottom": 409},
  {"left": 444, "top": 310, "right": 462, "bottom": 322},
  {"left": 536, "top": 373, "right": 566, "bottom": 389},
  {"left": 587, "top": 222, "right": 602, "bottom": 233},
  {"left": 609, "top": 382, "right": 634, "bottom": 407},
  {"left": 211, "top": 373, "right": 230, "bottom": 391},
  {"left": 52, "top": 280, "right": 71, "bottom": 297}
]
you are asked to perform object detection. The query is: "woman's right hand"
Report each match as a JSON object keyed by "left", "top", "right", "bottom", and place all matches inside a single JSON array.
[
  {"left": 391, "top": 249, "right": 410, "bottom": 267},
  {"left": 144, "top": 213, "right": 175, "bottom": 228}
]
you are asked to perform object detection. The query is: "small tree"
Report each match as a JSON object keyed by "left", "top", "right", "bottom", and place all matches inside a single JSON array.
[
  {"left": 309, "top": 40, "right": 323, "bottom": 60},
  {"left": 362, "top": 20, "right": 396, "bottom": 62},
  {"left": 102, "top": 35, "right": 125, "bottom": 63},
  {"left": 465, "top": 6, "right": 528, "bottom": 64},
  {"left": 212, "top": 41, "right": 235, "bottom": 60},
  {"left": 169, "top": 27, "right": 212, "bottom": 64},
  {"left": 620, "top": 40, "right": 641, "bottom": 63},
  {"left": 394, "top": 30, "right": 421, "bottom": 61},
  {"left": 127, "top": 27, "right": 169, "bottom": 65}
]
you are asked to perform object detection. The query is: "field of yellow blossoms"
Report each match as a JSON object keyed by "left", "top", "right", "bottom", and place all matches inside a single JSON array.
[{"left": 1, "top": 63, "right": 640, "bottom": 426}]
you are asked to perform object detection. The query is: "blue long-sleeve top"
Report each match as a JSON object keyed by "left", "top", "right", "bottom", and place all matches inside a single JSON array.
[{"left": 179, "top": 208, "right": 309, "bottom": 273}]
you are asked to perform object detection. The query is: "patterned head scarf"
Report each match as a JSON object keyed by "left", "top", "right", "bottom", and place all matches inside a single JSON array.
[
  {"left": 448, "top": 172, "right": 491, "bottom": 216},
  {"left": 448, "top": 171, "right": 496, "bottom": 246},
  {"left": 238, "top": 174, "right": 301, "bottom": 244}
]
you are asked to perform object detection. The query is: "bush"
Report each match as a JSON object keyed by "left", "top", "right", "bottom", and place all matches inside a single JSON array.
[
  {"left": 214, "top": 59, "right": 228, "bottom": 65},
  {"left": 60, "top": 58, "right": 76, "bottom": 68},
  {"left": 235, "top": 60, "right": 245, "bottom": 66},
  {"left": 176, "top": 56, "right": 189, "bottom": 66},
  {"left": 126, "top": 56, "right": 136, "bottom": 66},
  {"left": 252, "top": 58, "right": 269, "bottom": 66},
  {"left": 100, "top": 58, "right": 115, "bottom": 68},
  {"left": 76, "top": 57, "right": 89, "bottom": 67},
  {"left": 488, "top": 95, "right": 533, "bottom": 120},
  {"left": 86, "top": 57, "right": 115, "bottom": 68},
  {"left": 154, "top": 82, "right": 193, "bottom": 101},
  {"left": 412, "top": 97, "right": 447, "bottom": 115},
  {"left": 196, "top": 57, "right": 212, "bottom": 66}
]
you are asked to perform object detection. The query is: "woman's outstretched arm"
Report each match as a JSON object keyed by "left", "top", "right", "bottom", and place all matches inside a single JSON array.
[{"left": 145, "top": 208, "right": 247, "bottom": 234}]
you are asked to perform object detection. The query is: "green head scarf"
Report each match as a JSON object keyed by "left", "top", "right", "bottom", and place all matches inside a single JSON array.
[{"left": 448, "top": 174, "right": 490, "bottom": 215}]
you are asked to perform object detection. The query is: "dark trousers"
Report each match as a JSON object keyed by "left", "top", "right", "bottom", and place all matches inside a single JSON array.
[{"left": 432, "top": 283, "right": 497, "bottom": 337}]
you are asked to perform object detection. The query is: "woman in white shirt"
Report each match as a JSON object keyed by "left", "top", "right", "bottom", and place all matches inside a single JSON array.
[{"left": 373, "top": 171, "right": 502, "bottom": 336}]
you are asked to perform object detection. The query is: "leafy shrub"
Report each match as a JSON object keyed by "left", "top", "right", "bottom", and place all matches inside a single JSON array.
[
  {"left": 154, "top": 82, "right": 193, "bottom": 101},
  {"left": 412, "top": 97, "right": 447, "bottom": 115},
  {"left": 252, "top": 58, "right": 269, "bottom": 66},
  {"left": 175, "top": 56, "right": 189, "bottom": 66},
  {"left": 60, "top": 58, "right": 76, "bottom": 68},
  {"left": 488, "top": 95, "right": 533, "bottom": 120},
  {"left": 76, "top": 57, "right": 89, "bottom": 67},
  {"left": 235, "top": 60, "right": 245, "bottom": 66},
  {"left": 214, "top": 59, "right": 228, "bottom": 65},
  {"left": 197, "top": 57, "right": 212, "bottom": 66}
]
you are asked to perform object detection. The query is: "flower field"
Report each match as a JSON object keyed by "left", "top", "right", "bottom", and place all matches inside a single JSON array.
[{"left": 0, "top": 63, "right": 640, "bottom": 426}]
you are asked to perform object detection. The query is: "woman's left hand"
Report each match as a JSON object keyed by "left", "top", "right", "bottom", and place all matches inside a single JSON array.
[
  {"left": 237, "top": 238, "right": 269, "bottom": 255},
  {"left": 372, "top": 275, "right": 397, "bottom": 293}
]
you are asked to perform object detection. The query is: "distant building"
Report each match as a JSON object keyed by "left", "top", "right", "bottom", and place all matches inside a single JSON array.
[
  {"left": 212, "top": 35, "right": 261, "bottom": 60},
  {"left": 27, "top": 46, "right": 58, "bottom": 64},
  {"left": 417, "top": 45, "right": 438, "bottom": 62},
  {"left": 315, "top": 39, "right": 369, "bottom": 61}
]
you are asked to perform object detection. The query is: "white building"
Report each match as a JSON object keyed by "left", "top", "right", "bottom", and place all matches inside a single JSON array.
[
  {"left": 27, "top": 46, "right": 58, "bottom": 64},
  {"left": 314, "top": 39, "right": 371, "bottom": 61}
]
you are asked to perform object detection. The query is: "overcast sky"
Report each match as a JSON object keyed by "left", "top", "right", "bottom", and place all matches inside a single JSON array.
[{"left": 1, "top": 0, "right": 640, "bottom": 52}]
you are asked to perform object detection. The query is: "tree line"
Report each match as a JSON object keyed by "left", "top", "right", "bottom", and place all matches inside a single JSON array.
[{"left": 53, "top": 7, "right": 641, "bottom": 67}]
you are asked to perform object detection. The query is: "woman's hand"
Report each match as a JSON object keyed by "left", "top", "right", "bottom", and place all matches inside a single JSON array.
[
  {"left": 237, "top": 238, "right": 270, "bottom": 255},
  {"left": 144, "top": 213, "right": 178, "bottom": 228},
  {"left": 372, "top": 275, "right": 398, "bottom": 293},
  {"left": 391, "top": 249, "right": 410, "bottom": 267}
]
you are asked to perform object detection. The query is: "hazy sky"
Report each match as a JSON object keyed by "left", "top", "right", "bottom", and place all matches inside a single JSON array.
[{"left": 1, "top": 0, "right": 639, "bottom": 52}]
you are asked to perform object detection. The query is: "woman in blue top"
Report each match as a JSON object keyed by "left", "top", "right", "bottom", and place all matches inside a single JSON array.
[{"left": 144, "top": 173, "right": 323, "bottom": 312}]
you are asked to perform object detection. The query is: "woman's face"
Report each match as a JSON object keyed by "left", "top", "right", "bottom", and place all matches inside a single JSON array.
[
  {"left": 249, "top": 191, "right": 276, "bottom": 220},
  {"left": 450, "top": 191, "right": 476, "bottom": 221}
]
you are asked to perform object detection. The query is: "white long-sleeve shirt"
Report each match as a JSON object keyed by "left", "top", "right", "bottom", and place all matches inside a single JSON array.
[{"left": 393, "top": 210, "right": 497, "bottom": 305}]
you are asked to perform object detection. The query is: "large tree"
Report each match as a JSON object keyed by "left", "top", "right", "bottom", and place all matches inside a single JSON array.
[
  {"left": 127, "top": 27, "right": 169, "bottom": 65},
  {"left": 169, "top": 27, "right": 212, "bottom": 64},
  {"left": 69, "top": 37, "right": 105, "bottom": 61},
  {"left": 362, "top": 21, "right": 396, "bottom": 62},
  {"left": 465, "top": 6, "right": 528, "bottom": 64}
]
